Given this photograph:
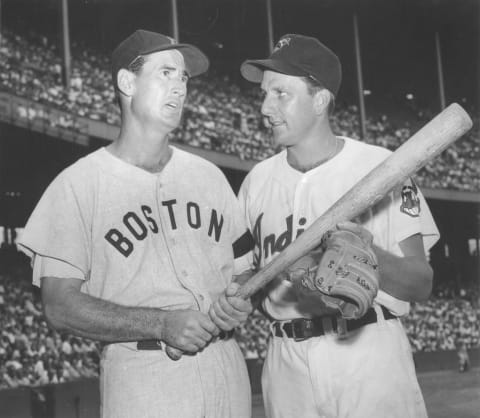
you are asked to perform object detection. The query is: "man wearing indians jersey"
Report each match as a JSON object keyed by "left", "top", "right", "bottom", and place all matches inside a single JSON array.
[
  {"left": 19, "top": 30, "right": 254, "bottom": 418},
  {"left": 239, "top": 34, "right": 439, "bottom": 418}
]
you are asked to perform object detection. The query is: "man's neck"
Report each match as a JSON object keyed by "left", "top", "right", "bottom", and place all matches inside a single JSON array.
[
  {"left": 287, "top": 133, "right": 341, "bottom": 173},
  {"left": 109, "top": 121, "right": 173, "bottom": 173}
]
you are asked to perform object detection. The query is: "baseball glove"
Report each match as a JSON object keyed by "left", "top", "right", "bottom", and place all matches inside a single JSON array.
[{"left": 284, "top": 222, "right": 380, "bottom": 320}]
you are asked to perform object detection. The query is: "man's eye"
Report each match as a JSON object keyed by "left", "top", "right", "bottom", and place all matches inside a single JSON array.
[{"left": 162, "top": 69, "right": 171, "bottom": 76}]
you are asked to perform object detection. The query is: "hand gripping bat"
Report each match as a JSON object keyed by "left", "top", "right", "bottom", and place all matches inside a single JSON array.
[{"left": 165, "top": 102, "right": 473, "bottom": 360}]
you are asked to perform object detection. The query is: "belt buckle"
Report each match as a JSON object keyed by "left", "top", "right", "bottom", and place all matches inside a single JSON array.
[
  {"left": 335, "top": 317, "right": 349, "bottom": 339},
  {"left": 291, "top": 318, "right": 310, "bottom": 342}
]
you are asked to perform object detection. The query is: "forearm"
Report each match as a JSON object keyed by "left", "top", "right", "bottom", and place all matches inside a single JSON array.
[
  {"left": 374, "top": 245, "right": 433, "bottom": 302},
  {"left": 42, "top": 282, "right": 165, "bottom": 342}
]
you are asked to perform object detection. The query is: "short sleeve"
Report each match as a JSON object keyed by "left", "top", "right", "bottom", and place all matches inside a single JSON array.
[
  {"left": 391, "top": 178, "right": 440, "bottom": 254},
  {"left": 18, "top": 170, "right": 91, "bottom": 279},
  {"left": 31, "top": 255, "right": 85, "bottom": 288}
]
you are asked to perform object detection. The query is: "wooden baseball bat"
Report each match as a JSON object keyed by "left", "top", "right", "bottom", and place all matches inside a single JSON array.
[{"left": 165, "top": 102, "right": 472, "bottom": 360}]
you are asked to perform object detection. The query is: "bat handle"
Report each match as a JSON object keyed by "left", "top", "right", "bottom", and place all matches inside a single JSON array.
[{"left": 165, "top": 345, "right": 183, "bottom": 360}]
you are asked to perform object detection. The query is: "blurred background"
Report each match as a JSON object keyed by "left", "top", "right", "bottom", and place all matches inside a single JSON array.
[{"left": 0, "top": 0, "right": 478, "bottom": 416}]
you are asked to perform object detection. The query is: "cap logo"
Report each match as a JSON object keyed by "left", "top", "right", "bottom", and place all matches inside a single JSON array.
[
  {"left": 273, "top": 37, "right": 291, "bottom": 52},
  {"left": 165, "top": 35, "right": 177, "bottom": 45}
]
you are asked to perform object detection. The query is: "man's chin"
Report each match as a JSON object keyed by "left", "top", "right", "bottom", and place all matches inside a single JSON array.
[
  {"left": 271, "top": 134, "right": 292, "bottom": 148},
  {"left": 160, "top": 115, "right": 182, "bottom": 131}
]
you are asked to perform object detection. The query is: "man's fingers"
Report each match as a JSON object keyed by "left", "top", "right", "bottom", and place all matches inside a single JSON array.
[
  {"left": 200, "top": 320, "right": 220, "bottom": 337},
  {"left": 212, "top": 299, "right": 237, "bottom": 322},
  {"left": 225, "top": 296, "right": 252, "bottom": 314},
  {"left": 177, "top": 327, "right": 214, "bottom": 352},
  {"left": 196, "top": 312, "right": 220, "bottom": 335},
  {"left": 225, "top": 282, "right": 241, "bottom": 297},
  {"left": 336, "top": 221, "right": 373, "bottom": 243},
  {"left": 336, "top": 220, "right": 357, "bottom": 230},
  {"left": 208, "top": 305, "right": 234, "bottom": 330},
  {"left": 218, "top": 294, "right": 243, "bottom": 316}
]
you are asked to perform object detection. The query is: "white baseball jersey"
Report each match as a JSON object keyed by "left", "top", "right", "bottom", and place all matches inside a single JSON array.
[
  {"left": 239, "top": 136, "right": 439, "bottom": 320},
  {"left": 239, "top": 136, "right": 439, "bottom": 418},
  {"left": 19, "top": 146, "right": 252, "bottom": 418}
]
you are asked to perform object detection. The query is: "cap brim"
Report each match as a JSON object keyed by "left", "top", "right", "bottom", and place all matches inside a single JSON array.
[
  {"left": 240, "top": 58, "right": 306, "bottom": 83},
  {"left": 141, "top": 43, "right": 209, "bottom": 77}
]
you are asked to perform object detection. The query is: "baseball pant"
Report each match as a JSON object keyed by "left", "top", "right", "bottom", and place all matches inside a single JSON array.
[
  {"left": 262, "top": 306, "right": 428, "bottom": 418},
  {"left": 100, "top": 339, "right": 251, "bottom": 418}
]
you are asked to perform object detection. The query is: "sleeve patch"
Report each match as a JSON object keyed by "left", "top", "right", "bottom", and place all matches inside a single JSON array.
[
  {"left": 400, "top": 179, "right": 421, "bottom": 218},
  {"left": 233, "top": 230, "right": 254, "bottom": 259}
]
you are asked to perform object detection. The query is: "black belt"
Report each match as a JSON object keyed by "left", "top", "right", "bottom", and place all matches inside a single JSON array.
[
  {"left": 137, "top": 329, "right": 234, "bottom": 350},
  {"left": 272, "top": 306, "right": 396, "bottom": 341}
]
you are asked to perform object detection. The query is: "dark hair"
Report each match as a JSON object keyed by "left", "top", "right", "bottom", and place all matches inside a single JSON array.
[
  {"left": 303, "top": 76, "right": 336, "bottom": 115},
  {"left": 127, "top": 55, "right": 146, "bottom": 75}
]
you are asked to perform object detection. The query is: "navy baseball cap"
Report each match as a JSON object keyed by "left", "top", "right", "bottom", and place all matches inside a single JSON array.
[
  {"left": 241, "top": 34, "right": 342, "bottom": 96},
  {"left": 111, "top": 29, "right": 209, "bottom": 88}
]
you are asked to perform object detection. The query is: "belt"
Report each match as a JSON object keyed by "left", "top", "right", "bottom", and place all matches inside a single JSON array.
[
  {"left": 272, "top": 306, "right": 396, "bottom": 341},
  {"left": 137, "top": 329, "right": 235, "bottom": 350}
]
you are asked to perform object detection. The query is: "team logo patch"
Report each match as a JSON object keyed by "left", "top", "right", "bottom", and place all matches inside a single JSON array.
[
  {"left": 274, "top": 37, "right": 291, "bottom": 52},
  {"left": 400, "top": 180, "right": 421, "bottom": 217}
]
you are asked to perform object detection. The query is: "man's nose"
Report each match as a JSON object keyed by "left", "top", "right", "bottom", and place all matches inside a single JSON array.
[
  {"left": 171, "top": 81, "right": 186, "bottom": 97},
  {"left": 261, "top": 96, "right": 273, "bottom": 117}
]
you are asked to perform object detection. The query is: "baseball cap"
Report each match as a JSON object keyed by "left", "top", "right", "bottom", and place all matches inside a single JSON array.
[
  {"left": 111, "top": 29, "right": 209, "bottom": 88},
  {"left": 241, "top": 34, "right": 342, "bottom": 96}
]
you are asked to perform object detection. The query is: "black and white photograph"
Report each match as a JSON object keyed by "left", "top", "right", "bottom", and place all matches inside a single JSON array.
[{"left": 0, "top": 0, "right": 478, "bottom": 417}]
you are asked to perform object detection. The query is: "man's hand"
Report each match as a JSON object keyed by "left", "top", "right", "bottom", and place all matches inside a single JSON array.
[
  {"left": 208, "top": 282, "right": 253, "bottom": 331},
  {"left": 159, "top": 309, "right": 219, "bottom": 353}
]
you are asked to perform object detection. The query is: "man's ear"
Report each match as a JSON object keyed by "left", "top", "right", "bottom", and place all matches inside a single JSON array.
[
  {"left": 117, "top": 69, "right": 136, "bottom": 97},
  {"left": 313, "top": 89, "right": 331, "bottom": 115}
]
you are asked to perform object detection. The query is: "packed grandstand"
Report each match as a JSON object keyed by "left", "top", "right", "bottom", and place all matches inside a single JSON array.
[
  {"left": 1, "top": 23, "right": 479, "bottom": 390},
  {"left": 1, "top": 28, "right": 479, "bottom": 191},
  {"left": 1, "top": 251, "right": 479, "bottom": 389}
]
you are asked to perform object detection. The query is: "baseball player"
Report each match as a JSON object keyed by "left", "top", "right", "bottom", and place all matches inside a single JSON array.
[
  {"left": 19, "top": 30, "right": 254, "bottom": 418},
  {"left": 239, "top": 34, "right": 440, "bottom": 418}
]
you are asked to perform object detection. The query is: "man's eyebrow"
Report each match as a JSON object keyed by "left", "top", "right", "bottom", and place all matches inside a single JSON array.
[
  {"left": 158, "top": 65, "right": 176, "bottom": 71},
  {"left": 157, "top": 65, "right": 190, "bottom": 78}
]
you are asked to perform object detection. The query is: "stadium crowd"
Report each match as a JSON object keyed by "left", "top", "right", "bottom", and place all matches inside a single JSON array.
[
  {"left": 0, "top": 26, "right": 479, "bottom": 389},
  {"left": 1, "top": 29, "right": 479, "bottom": 191},
  {"left": 0, "top": 259, "right": 100, "bottom": 390},
  {"left": 0, "top": 250, "right": 478, "bottom": 389}
]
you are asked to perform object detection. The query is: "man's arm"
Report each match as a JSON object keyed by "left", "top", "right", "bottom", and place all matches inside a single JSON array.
[
  {"left": 41, "top": 276, "right": 219, "bottom": 353},
  {"left": 374, "top": 233, "right": 433, "bottom": 302}
]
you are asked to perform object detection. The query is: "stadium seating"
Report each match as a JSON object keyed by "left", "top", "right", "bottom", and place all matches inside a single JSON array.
[
  {"left": 0, "top": 267, "right": 99, "bottom": 389},
  {"left": 1, "top": 261, "right": 478, "bottom": 388},
  {"left": 0, "top": 27, "right": 479, "bottom": 389},
  {"left": 1, "top": 28, "right": 479, "bottom": 191}
]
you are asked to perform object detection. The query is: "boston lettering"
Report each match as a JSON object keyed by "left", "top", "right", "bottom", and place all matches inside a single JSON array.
[{"left": 105, "top": 200, "right": 224, "bottom": 257}]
